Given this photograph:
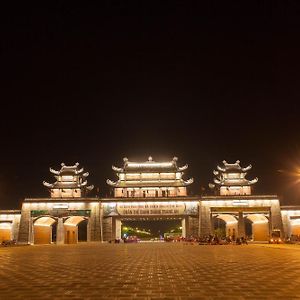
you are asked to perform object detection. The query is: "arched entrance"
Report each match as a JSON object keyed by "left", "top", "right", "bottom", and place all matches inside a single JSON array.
[
  {"left": 120, "top": 217, "right": 182, "bottom": 241},
  {"left": 64, "top": 216, "right": 87, "bottom": 244},
  {"left": 78, "top": 219, "right": 88, "bottom": 242},
  {"left": 214, "top": 214, "right": 238, "bottom": 239},
  {"left": 246, "top": 214, "right": 269, "bottom": 241},
  {"left": 0, "top": 222, "right": 12, "bottom": 242},
  {"left": 290, "top": 219, "right": 300, "bottom": 236},
  {"left": 34, "top": 216, "right": 57, "bottom": 244}
]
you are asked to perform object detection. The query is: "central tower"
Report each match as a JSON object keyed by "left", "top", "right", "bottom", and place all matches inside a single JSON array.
[{"left": 107, "top": 156, "right": 193, "bottom": 197}]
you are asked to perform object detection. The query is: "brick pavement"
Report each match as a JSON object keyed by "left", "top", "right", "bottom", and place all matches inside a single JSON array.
[{"left": 0, "top": 242, "right": 300, "bottom": 299}]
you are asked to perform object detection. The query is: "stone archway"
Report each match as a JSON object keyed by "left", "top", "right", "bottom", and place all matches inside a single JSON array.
[
  {"left": 214, "top": 214, "right": 238, "bottom": 238},
  {"left": 34, "top": 216, "right": 57, "bottom": 244},
  {"left": 290, "top": 219, "right": 300, "bottom": 236},
  {"left": 64, "top": 216, "right": 87, "bottom": 244},
  {"left": 0, "top": 222, "right": 12, "bottom": 242},
  {"left": 246, "top": 214, "right": 269, "bottom": 241}
]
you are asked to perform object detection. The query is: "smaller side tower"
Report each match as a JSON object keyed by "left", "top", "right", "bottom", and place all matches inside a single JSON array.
[
  {"left": 210, "top": 160, "right": 258, "bottom": 196},
  {"left": 43, "top": 162, "right": 94, "bottom": 197}
]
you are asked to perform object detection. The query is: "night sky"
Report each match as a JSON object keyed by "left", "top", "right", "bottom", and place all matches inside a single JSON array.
[{"left": 2, "top": 2, "right": 300, "bottom": 209}]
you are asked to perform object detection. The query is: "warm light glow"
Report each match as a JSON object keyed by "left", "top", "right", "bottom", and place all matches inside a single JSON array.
[
  {"left": 226, "top": 221, "right": 238, "bottom": 225},
  {"left": 34, "top": 216, "right": 56, "bottom": 226},
  {"left": 128, "top": 162, "right": 173, "bottom": 168},
  {"left": 64, "top": 216, "right": 85, "bottom": 226},
  {"left": 53, "top": 203, "right": 69, "bottom": 209},
  {"left": 232, "top": 200, "right": 249, "bottom": 206},
  {"left": 246, "top": 214, "right": 269, "bottom": 224},
  {"left": 61, "top": 176, "right": 75, "bottom": 181},
  {"left": 291, "top": 219, "right": 300, "bottom": 225},
  {"left": 0, "top": 222, "right": 12, "bottom": 229}
]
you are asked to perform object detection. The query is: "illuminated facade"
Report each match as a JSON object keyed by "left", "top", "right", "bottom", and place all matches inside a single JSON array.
[
  {"left": 211, "top": 160, "right": 258, "bottom": 196},
  {"left": 107, "top": 156, "right": 193, "bottom": 197},
  {"left": 43, "top": 163, "right": 94, "bottom": 198},
  {"left": 0, "top": 157, "right": 298, "bottom": 245},
  {"left": 204, "top": 161, "right": 282, "bottom": 241}
]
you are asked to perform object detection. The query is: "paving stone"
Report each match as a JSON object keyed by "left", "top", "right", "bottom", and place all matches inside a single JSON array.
[{"left": 0, "top": 243, "right": 300, "bottom": 299}]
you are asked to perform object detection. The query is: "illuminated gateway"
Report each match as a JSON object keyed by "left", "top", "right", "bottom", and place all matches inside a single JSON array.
[
  {"left": 0, "top": 156, "right": 299, "bottom": 245},
  {"left": 107, "top": 156, "right": 193, "bottom": 197}
]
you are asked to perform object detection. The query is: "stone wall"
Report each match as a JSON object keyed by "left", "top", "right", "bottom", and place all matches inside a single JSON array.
[
  {"left": 102, "top": 217, "right": 113, "bottom": 241},
  {"left": 18, "top": 205, "right": 31, "bottom": 244}
]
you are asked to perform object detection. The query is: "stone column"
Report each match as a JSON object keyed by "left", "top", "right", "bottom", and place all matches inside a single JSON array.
[
  {"left": 18, "top": 205, "right": 31, "bottom": 244},
  {"left": 198, "top": 201, "right": 201, "bottom": 237},
  {"left": 270, "top": 200, "right": 284, "bottom": 238},
  {"left": 87, "top": 219, "right": 91, "bottom": 242},
  {"left": 102, "top": 217, "right": 113, "bottom": 241},
  {"left": 115, "top": 219, "right": 122, "bottom": 240},
  {"left": 268, "top": 210, "right": 272, "bottom": 239},
  {"left": 237, "top": 211, "right": 245, "bottom": 238},
  {"left": 186, "top": 216, "right": 199, "bottom": 237},
  {"left": 181, "top": 218, "right": 186, "bottom": 238},
  {"left": 30, "top": 218, "right": 35, "bottom": 244},
  {"left": 210, "top": 212, "right": 214, "bottom": 235},
  {"left": 99, "top": 202, "right": 103, "bottom": 242},
  {"left": 12, "top": 216, "right": 20, "bottom": 241},
  {"left": 280, "top": 212, "right": 291, "bottom": 240},
  {"left": 198, "top": 204, "right": 212, "bottom": 237},
  {"left": 56, "top": 217, "right": 64, "bottom": 245}
]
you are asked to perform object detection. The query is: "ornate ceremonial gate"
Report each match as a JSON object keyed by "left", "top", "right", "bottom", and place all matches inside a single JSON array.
[
  {"left": 18, "top": 198, "right": 101, "bottom": 245},
  {"left": 14, "top": 159, "right": 298, "bottom": 244},
  {"left": 101, "top": 199, "right": 200, "bottom": 241}
]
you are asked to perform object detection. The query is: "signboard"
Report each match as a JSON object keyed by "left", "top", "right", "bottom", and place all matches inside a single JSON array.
[
  {"left": 103, "top": 202, "right": 198, "bottom": 217},
  {"left": 31, "top": 210, "right": 49, "bottom": 217},
  {"left": 31, "top": 209, "right": 90, "bottom": 218},
  {"left": 232, "top": 200, "right": 249, "bottom": 206},
  {"left": 53, "top": 203, "right": 69, "bottom": 209},
  {"left": 116, "top": 203, "right": 186, "bottom": 216}
]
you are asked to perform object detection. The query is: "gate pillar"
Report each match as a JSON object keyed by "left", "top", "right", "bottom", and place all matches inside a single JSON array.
[
  {"left": 56, "top": 217, "right": 64, "bottom": 245},
  {"left": 237, "top": 211, "right": 245, "bottom": 238},
  {"left": 181, "top": 218, "right": 186, "bottom": 238}
]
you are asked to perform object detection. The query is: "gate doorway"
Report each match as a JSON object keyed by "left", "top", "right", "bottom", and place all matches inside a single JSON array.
[
  {"left": 64, "top": 216, "right": 88, "bottom": 244},
  {"left": 245, "top": 214, "right": 269, "bottom": 241},
  {"left": 78, "top": 219, "right": 88, "bottom": 242},
  {"left": 34, "top": 216, "right": 57, "bottom": 244},
  {"left": 211, "top": 208, "right": 271, "bottom": 241},
  {"left": 213, "top": 214, "right": 238, "bottom": 239},
  {"left": 121, "top": 218, "right": 183, "bottom": 241},
  {"left": 0, "top": 222, "right": 12, "bottom": 242}
]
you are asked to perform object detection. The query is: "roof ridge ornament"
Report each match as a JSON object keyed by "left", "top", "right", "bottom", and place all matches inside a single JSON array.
[
  {"left": 112, "top": 165, "right": 124, "bottom": 172},
  {"left": 178, "top": 164, "right": 188, "bottom": 171},
  {"left": 49, "top": 167, "right": 60, "bottom": 175},
  {"left": 241, "top": 164, "right": 252, "bottom": 172},
  {"left": 148, "top": 156, "right": 153, "bottom": 161}
]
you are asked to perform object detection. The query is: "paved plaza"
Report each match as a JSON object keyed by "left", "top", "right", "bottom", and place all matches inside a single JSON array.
[{"left": 0, "top": 243, "right": 300, "bottom": 299}]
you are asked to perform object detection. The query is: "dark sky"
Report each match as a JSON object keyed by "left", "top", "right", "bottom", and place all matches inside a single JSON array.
[{"left": 2, "top": 2, "right": 300, "bottom": 209}]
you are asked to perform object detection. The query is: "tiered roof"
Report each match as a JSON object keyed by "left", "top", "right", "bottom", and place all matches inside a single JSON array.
[
  {"left": 43, "top": 162, "right": 94, "bottom": 192},
  {"left": 212, "top": 160, "right": 258, "bottom": 187},
  {"left": 107, "top": 156, "right": 193, "bottom": 188}
]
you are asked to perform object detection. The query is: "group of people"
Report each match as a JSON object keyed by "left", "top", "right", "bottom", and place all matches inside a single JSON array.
[{"left": 198, "top": 234, "right": 248, "bottom": 245}]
